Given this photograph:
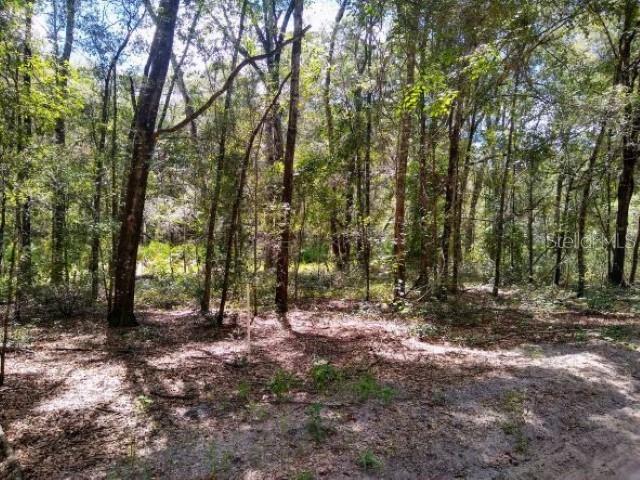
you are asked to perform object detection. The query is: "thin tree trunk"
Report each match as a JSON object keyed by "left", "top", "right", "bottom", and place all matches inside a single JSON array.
[
  {"left": 0, "top": 221, "right": 17, "bottom": 387},
  {"left": 324, "top": 0, "right": 348, "bottom": 272},
  {"left": 493, "top": 74, "right": 519, "bottom": 297},
  {"left": 219, "top": 74, "right": 291, "bottom": 322},
  {"left": 629, "top": 215, "right": 640, "bottom": 284},
  {"left": 51, "top": 0, "right": 77, "bottom": 285},
  {"left": 107, "top": 0, "right": 180, "bottom": 327},
  {"left": 465, "top": 161, "right": 485, "bottom": 252},
  {"left": 610, "top": 0, "right": 638, "bottom": 285},
  {"left": 577, "top": 123, "right": 606, "bottom": 296},
  {"left": 201, "top": 0, "right": 248, "bottom": 314},
  {"left": 442, "top": 97, "right": 462, "bottom": 293},
  {"left": 293, "top": 197, "right": 306, "bottom": 301},
  {"left": 552, "top": 170, "right": 565, "bottom": 286},
  {"left": 17, "top": 0, "right": 33, "bottom": 293},
  {"left": 555, "top": 174, "right": 574, "bottom": 286},
  {"left": 275, "top": 0, "right": 303, "bottom": 314},
  {"left": 452, "top": 107, "right": 478, "bottom": 290},
  {"left": 393, "top": 6, "right": 416, "bottom": 300}
]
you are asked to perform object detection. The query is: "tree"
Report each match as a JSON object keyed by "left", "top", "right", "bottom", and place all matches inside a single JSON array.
[
  {"left": 108, "top": 0, "right": 181, "bottom": 327},
  {"left": 274, "top": 0, "right": 303, "bottom": 314}
]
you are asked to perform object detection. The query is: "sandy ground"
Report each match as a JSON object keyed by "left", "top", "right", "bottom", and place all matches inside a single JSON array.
[{"left": 1, "top": 298, "right": 639, "bottom": 479}]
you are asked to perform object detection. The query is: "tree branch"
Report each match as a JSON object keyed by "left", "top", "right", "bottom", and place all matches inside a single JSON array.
[{"left": 156, "top": 25, "right": 310, "bottom": 136}]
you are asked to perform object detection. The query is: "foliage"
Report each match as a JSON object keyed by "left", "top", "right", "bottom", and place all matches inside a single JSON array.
[
  {"left": 357, "top": 449, "right": 383, "bottom": 472},
  {"left": 268, "top": 369, "right": 301, "bottom": 400},
  {"left": 350, "top": 372, "right": 395, "bottom": 404},
  {"left": 309, "top": 360, "right": 342, "bottom": 391}
]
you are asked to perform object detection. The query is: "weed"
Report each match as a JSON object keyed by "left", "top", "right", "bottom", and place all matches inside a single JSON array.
[
  {"left": 351, "top": 373, "right": 395, "bottom": 404},
  {"left": 268, "top": 368, "right": 300, "bottom": 400},
  {"left": 10, "top": 324, "right": 33, "bottom": 347},
  {"left": 357, "top": 449, "right": 383, "bottom": 472},
  {"left": 306, "top": 403, "right": 333, "bottom": 443},
  {"left": 409, "top": 322, "right": 443, "bottom": 339},
  {"left": 431, "top": 388, "right": 447, "bottom": 406},
  {"left": 134, "top": 395, "right": 154, "bottom": 414},
  {"left": 236, "top": 380, "right": 251, "bottom": 403},
  {"left": 309, "top": 361, "right": 342, "bottom": 391},
  {"left": 246, "top": 401, "right": 269, "bottom": 421},
  {"left": 573, "top": 328, "right": 588, "bottom": 342},
  {"left": 502, "top": 390, "right": 526, "bottom": 415},
  {"left": 586, "top": 290, "right": 615, "bottom": 312},
  {"left": 601, "top": 325, "right": 634, "bottom": 342},
  {"left": 500, "top": 389, "right": 529, "bottom": 454},
  {"left": 293, "top": 471, "right": 314, "bottom": 480},
  {"left": 521, "top": 344, "right": 544, "bottom": 359},
  {"left": 208, "top": 442, "right": 233, "bottom": 477}
]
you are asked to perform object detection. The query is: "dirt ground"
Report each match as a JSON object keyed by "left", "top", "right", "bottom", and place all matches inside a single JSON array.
[{"left": 1, "top": 294, "right": 639, "bottom": 479}]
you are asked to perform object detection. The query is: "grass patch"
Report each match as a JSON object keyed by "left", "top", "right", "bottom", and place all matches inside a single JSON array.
[
  {"left": 268, "top": 369, "right": 301, "bottom": 400},
  {"left": 350, "top": 372, "right": 395, "bottom": 404},
  {"left": 305, "top": 403, "right": 333, "bottom": 443},
  {"left": 601, "top": 325, "right": 634, "bottom": 342},
  {"left": 500, "top": 389, "right": 529, "bottom": 454},
  {"left": 309, "top": 360, "right": 343, "bottom": 391},
  {"left": 357, "top": 449, "right": 383, "bottom": 472},
  {"left": 293, "top": 471, "right": 314, "bottom": 480}
]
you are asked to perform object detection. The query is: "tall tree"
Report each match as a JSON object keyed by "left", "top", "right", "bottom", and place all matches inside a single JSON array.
[
  {"left": 108, "top": 0, "right": 181, "bottom": 327},
  {"left": 201, "top": 0, "right": 248, "bottom": 314},
  {"left": 610, "top": 0, "right": 639, "bottom": 286},
  {"left": 274, "top": 0, "right": 303, "bottom": 314},
  {"left": 392, "top": 1, "right": 417, "bottom": 300},
  {"left": 51, "top": 0, "right": 78, "bottom": 285}
]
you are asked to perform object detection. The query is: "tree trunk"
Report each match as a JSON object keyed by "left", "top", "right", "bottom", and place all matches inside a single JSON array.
[
  {"left": 610, "top": 0, "right": 638, "bottom": 286},
  {"left": 275, "top": 0, "right": 303, "bottom": 314},
  {"left": 577, "top": 124, "right": 606, "bottom": 296},
  {"left": 452, "top": 107, "right": 478, "bottom": 291},
  {"left": 552, "top": 170, "right": 565, "bottom": 286},
  {"left": 217, "top": 76, "right": 288, "bottom": 323},
  {"left": 51, "top": 0, "right": 77, "bottom": 285},
  {"left": 392, "top": 5, "right": 416, "bottom": 300},
  {"left": 629, "top": 215, "right": 640, "bottom": 284},
  {"left": 17, "top": 0, "right": 33, "bottom": 293},
  {"left": 107, "top": 0, "right": 180, "bottom": 327},
  {"left": 324, "top": 0, "right": 348, "bottom": 272},
  {"left": 442, "top": 97, "right": 462, "bottom": 293},
  {"left": 201, "top": 0, "right": 247, "bottom": 314},
  {"left": 493, "top": 75, "right": 519, "bottom": 297}
]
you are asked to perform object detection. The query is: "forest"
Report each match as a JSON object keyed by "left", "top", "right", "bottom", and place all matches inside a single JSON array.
[{"left": 0, "top": 0, "right": 639, "bottom": 478}]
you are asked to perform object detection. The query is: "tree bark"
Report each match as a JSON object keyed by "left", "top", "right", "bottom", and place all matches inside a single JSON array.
[
  {"left": 493, "top": 74, "right": 519, "bottom": 297},
  {"left": 107, "top": 0, "right": 180, "bottom": 327},
  {"left": 51, "top": 0, "right": 77, "bottom": 285},
  {"left": 392, "top": 4, "right": 416, "bottom": 300},
  {"left": 629, "top": 215, "right": 640, "bottom": 284},
  {"left": 17, "top": 1, "right": 33, "bottom": 294},
  {"left": 610, "top": 0, "right": 638, "bottom": 286},
  {"left": 218, "top": 76, "right": 289, "bottom": 323},
  {"left": 442, "top": 96, "right": 462, "bottom": 293},
  {"left": 577, "top": 124, "right": 606, "bottom": 296},
  {"left": 201, "top": 0, "right": 248, "bottom": 314},
  {"left": 275, "top": 0, "right": 303, "bottom": 314}
]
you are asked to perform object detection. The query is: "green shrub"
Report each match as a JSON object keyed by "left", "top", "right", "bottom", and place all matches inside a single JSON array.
[
  {"left": 351, "top": 373, "right": 395, "bottom": 404},
  {"left": 268, "top": 369, "right": 300, "bottom": 400},
  {"left": 586, "top": 290, "right": 615, "bottom": 312},
  {"left": 306, "top": 403, "right": 332, "bottom": 443},
  {"left": 309, "top": 361, "right": 342, "bottom": 391},
  {"left": 357, "top": 449, "right": 383, "bottom": 472}
]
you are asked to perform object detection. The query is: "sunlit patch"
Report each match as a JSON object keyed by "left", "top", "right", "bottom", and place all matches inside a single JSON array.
[{"left": 33, "top": 364, "right": 130, "bottom": 413}]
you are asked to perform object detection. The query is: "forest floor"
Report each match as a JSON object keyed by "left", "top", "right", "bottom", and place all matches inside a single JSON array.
[{"left": 1, "top": 288, "right": 640, "bottom": 479}]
